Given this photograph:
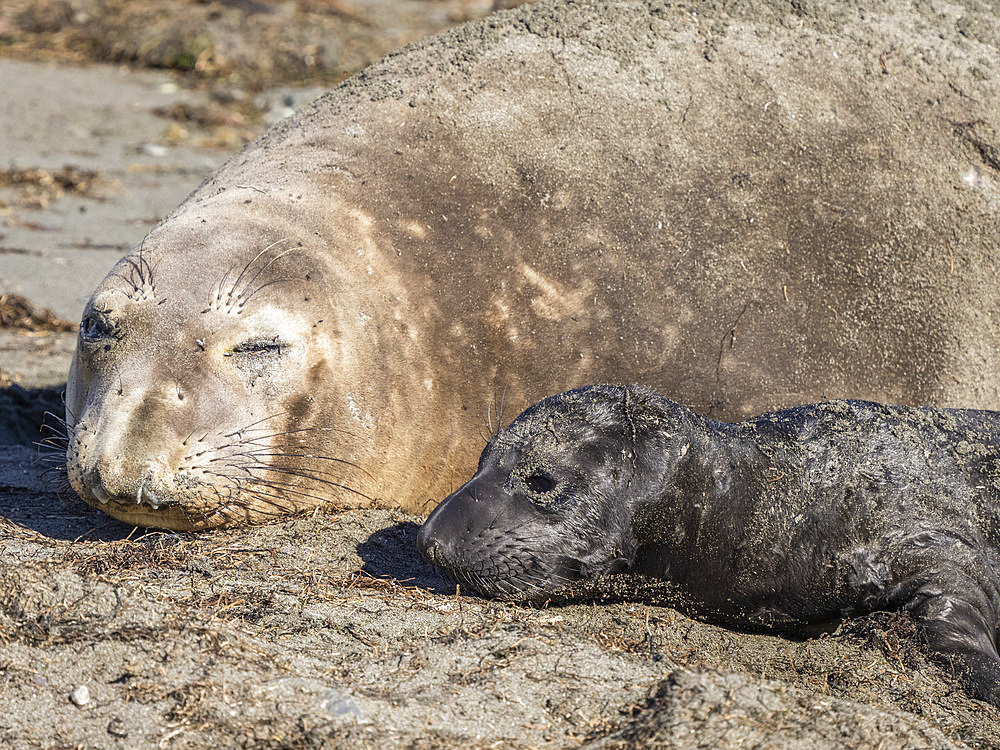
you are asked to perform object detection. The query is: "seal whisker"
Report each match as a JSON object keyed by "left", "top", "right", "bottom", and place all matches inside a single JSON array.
[
  {"left": 493, "top": 387, "right": 508, "bottom": 438},
  {"left": 62, "top": 393, "right": 80, "bottom": 424},
  {"left": 136, "top": 237, "right": 154, "bottom": 286},
  {"left": 207, "top": 447, "right": 283, "bottom": 461},
  {"left": 202, "top": 469, "right": 252, "bottom": 486},
  {"left": 211, "top": 450, "right": 374, "bottom": 486},
  {"left": 243, "top": 466, "right": 373, "bottom": 502},
  {"left": 37, "top": 424, "right": 70, "bottom": 444},
  {"left": 251, "top": 471, "right": 372, "bottom": 502},
  {"left": 228, "top": 239, "right": 291, "bottom": 296},
  {"left": 482, "top": 499, "right": 525, "bottom": 534},
  {"left": 120, "top": 257, "right": 147, "bottom": 289},
  {"left": 35, "top": 445, "right": 69, "bottom": 465},
  {"left": 201, "top": 472, "right": 306, "bottom": 513},
  {"left": 240, "top": 425, "right": 368, "bottom": 442},
  {"left": 481, "top": 387, "right": 510, "bottom": 444},
  {"left": 214, "top": 262, "right": 238, "bottom": 306},
  {"left": 243, "top": 479, "right": 340, "bottom": 507},
  {"left": 239, "top": 485, "right": 306, "bottom": 509},
  {"left": 39, "top": 434, "right": 69, "bottom": 447},
  {"left": 41, "top": 464, "right": 72, "bottom": 483},
  {"left": 502, "top": 574, "right": 540, "bottom": 598},
  {"left": 244, "top": 452, "right": 376, "bottom": 481},
  {"left": 236, "top": 276, "right": 306, "bottom": 307},
  {"left": 109, "top": 271, "right": 139, "bottom": 292},
  {"left": 483, "top": 400, "right": 494, "bottom": 445},
  {"left": 218, "top": 491, "right": 300, "bottom": 518},
  {"left": 221, "top": 411, "right": 289, "bottom": 437},
  {"left": 508, "top": 567, "right": 565, "bottom": 596},
  {"left": 41, "top": 410, "right": 70, "bottom": 429}
]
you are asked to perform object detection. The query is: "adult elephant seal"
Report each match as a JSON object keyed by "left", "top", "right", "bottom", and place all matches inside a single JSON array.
[
  {"left": 66, "top": 0, "right": 1000, "bottom": 529},
  {"left": 417, "top": 384, "right": 1000, "bottom": 706}
]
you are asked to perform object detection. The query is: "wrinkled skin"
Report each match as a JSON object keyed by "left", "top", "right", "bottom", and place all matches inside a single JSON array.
[
  {"left": 418, "top": 385, "right": 1000, "bottom": 706},
  {"left": 66, "top": 0, "right": 1000, "bottom": 529},
  {"left": 64, "top": 202, "right": 399, "bottom": 529}
]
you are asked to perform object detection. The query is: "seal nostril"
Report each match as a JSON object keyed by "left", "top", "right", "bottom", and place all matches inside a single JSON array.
[
  {"left": 85, "top": 468, "right": 112, "bottom": 504},
  {"left": 138, "top": 482, "right": 161, "bottom": 509},
  {"left": 417, "top": 527, "right": 446, "bottom": 566},
  {"left": 425, "top": 541, "right": 445, "bottom": 566}
]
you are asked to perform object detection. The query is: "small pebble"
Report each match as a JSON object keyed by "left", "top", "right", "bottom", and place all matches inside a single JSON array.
[
  {"left": 69, "top": 685, "right": 90, "bottom": 706},
  {"left": 321, "top": 688, "right": 365, "bottom": 722},
  {"left": 140, "top": 143, "right": 168, "bottom": 158}
]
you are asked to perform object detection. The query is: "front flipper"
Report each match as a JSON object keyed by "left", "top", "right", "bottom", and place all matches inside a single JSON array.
[{"left": 906, "top": 587, "right": 1000, "bottom": 706}]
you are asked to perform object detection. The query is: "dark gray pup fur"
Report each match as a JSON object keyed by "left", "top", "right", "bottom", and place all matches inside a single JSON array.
[{"left": 418, "top": 385, "right": 1000, "bottom": 706}]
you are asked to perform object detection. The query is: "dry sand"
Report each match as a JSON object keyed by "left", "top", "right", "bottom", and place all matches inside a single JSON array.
[{"left": 2, "top": 1, "right": 1000, "bottom": 747}]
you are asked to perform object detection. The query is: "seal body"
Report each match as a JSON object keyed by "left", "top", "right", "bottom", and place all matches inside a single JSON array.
[
  {"left": 65, "top": 0, "right": 1000, "bottom": 529},
  {"left": 417, "top": 385, "right": 1000, "bottom": 705}
]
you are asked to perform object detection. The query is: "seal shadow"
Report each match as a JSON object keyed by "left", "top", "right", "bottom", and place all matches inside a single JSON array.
[
  {"left": 0, "top": 481, "right": 136, "bottom": 542},
  {"left": 356, "top": 521, "right": 457, "bottom": 595},
  {"left": 0, "top": 383, "right": 134, "bottom": 542}
]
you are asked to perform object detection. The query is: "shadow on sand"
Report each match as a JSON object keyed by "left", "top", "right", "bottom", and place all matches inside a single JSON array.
[
  {"left": 356, "top": 519, "right": 457, "bottom": 595},
  {"left": 0, "top": 383, "right": 135, "bottom": 541}
]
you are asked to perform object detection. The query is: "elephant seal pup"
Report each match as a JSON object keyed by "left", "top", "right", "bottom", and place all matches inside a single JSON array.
[{"left": 417, "top": 385, "right": 1000, "bottom": 706}]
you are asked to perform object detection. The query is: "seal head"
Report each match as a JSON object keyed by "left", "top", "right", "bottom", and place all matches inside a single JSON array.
[
  {"left": 418, "top": 386, "right": 659, "bottom": 598},
  {"left": 64, "top": 199, "right": 390, "bottom": 529}
]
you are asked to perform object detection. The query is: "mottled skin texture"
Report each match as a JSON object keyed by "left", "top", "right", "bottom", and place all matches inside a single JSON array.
[
  {"left": 66, "top": 0, "right": 1000, "bottom": 529},
  {"left": 418, "top": 385, "right": 1000, "bottom": 706}
]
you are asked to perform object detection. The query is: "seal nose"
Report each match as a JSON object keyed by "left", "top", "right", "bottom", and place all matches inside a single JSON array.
[
  {"left": 416, "top": 527, "right": 446, "bottom": 566},
  {"left": 85, "top": 458, "right": 168, "bottom": 508},
  {"left": 416, "top": 509, "right": 453, "bottom": 567},
  {"left": 417, "top": 483, "right": 480, "bottom": 567}
]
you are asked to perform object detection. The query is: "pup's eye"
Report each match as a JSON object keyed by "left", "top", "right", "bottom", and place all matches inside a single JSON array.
[
  {"left": 525, "top": 473, "right": 555, "bottom": 493},
  {"left": 80, "top": 314, "right": 113, "bottom": 341}
]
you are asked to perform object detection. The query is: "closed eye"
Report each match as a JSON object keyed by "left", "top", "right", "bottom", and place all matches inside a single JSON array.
[{"left": 231, "top": 336, "right": 285, "bottom": 355}]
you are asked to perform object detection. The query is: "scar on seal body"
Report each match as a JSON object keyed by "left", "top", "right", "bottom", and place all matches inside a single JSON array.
[{"left": 418, "top": 384, "right": 1000, "bottom": 707}]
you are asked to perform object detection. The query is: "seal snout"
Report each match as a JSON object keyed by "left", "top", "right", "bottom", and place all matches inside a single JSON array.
[
  {"left": 82, "top": 458, "right": 171, "bottom": 511},
  {"left": 415, "top": 518, "right": 441, "bottom": 564},
  {"left": 417, "top": 472, "right": 584, "bottom": 601},
  {"left": 416, "top": 488, "right": 472, "bottom": 570},
  {"left": 416, "top": 531, "right": 447, "bottom": 567}
]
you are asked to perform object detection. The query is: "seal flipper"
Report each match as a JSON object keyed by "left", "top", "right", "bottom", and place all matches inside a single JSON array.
[{"left": 906, "top": 586, "right": 1000, "bottom": 706}]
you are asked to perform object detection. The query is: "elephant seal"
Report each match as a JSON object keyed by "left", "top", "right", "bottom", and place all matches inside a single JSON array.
[
  {"left": 65, "top": 0, "right": 1000, "bottom": 529},
  {"left": 417, "top": 384, "right": 1000, "bottom": 706}
]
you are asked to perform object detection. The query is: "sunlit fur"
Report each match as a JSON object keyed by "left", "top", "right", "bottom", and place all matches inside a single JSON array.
[{"left": 64, "top": 232, "right": 376, "bottom": 530}]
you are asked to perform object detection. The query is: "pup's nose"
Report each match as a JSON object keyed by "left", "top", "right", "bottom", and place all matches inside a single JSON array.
[
  {"left": 417, "top": 480, "right": 483, "bottom": 566},
  {"left": 416, "top": 518, "right": 453, "bottom": 566},
  {"left": 416, "top": 525, "right": 441, "bottom": 564}
]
